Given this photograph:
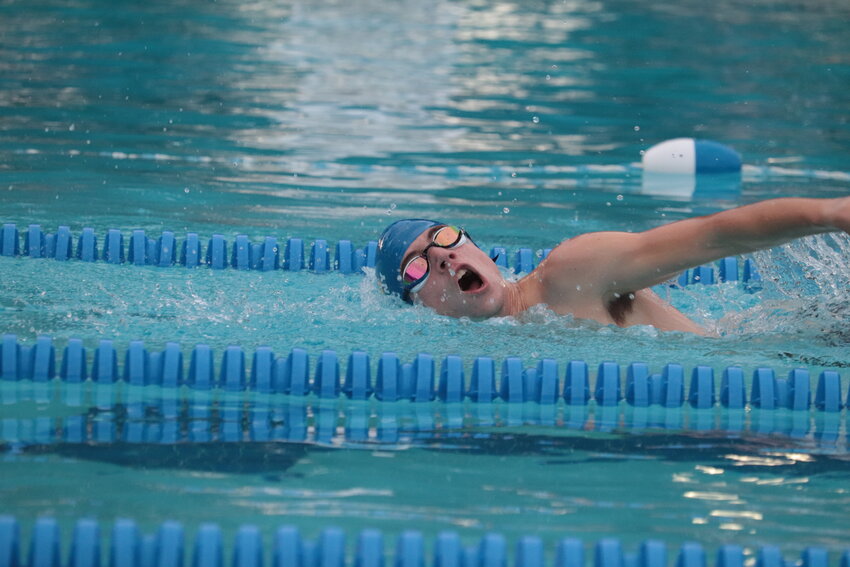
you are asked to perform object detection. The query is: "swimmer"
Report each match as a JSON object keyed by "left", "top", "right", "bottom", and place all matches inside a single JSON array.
[{"left": 374, "top": 197, "right": 850, "bottom": 334}]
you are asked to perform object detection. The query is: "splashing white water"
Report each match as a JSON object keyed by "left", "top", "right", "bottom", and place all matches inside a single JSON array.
[{"left": 715, "top": 233, "right": 850, "bottom": 345}]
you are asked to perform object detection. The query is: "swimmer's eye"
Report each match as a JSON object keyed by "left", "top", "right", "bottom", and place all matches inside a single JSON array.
[{"left": 400, "top": 226, "right": 470, "bottom": 295}]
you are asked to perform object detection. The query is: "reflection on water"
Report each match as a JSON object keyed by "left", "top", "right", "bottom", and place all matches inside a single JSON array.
[
  {"left": 2, "top": 380, "right": 847, "bottom": 456},
  {"left": 269, "top": 0, "right": 462, "bottom": 161}
]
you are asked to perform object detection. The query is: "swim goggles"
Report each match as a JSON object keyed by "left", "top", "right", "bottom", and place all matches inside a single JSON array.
[{"left": 401, "top": 225, "right": 469, "bottom": 300}]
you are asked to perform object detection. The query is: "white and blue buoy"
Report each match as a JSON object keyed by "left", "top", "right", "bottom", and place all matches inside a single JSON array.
[
  {"left": 642, "top": 138, "right": 742, "bottom": 174},
  {"left": 640, "top": 138, "right": 742, "bottom": 198}
]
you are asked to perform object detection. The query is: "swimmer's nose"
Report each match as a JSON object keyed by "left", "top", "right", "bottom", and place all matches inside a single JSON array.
[{"left": 429, "top": 247, "right": 455, "bottom": 270}]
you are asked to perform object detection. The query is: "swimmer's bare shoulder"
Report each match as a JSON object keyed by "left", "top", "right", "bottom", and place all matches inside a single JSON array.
[
  {"left": 515, "top": 233, "right": 696, "bottom": 334},
  {"left": 530, "top": 232, "right": 646, "bottom": 300},
  {"left": 523, "top": 232, "right": 646, "bottom": 323}
]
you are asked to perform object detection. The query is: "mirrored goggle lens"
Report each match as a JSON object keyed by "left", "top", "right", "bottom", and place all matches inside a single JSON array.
[
  {"left": 402, "top": 256, "right": 429, "bottom": 285},
  {"left": 433, "top": 225, "right": 462, "bottom": 247}
]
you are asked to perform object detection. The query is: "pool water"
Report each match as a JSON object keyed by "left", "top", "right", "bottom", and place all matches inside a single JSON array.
[{"left": 1, "top": 0, "right": 849, "bottom": 559}]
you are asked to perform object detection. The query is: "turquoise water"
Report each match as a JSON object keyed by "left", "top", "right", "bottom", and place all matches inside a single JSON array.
[{"left": 1, "top": 0, "right": 850, "bottom": 559}]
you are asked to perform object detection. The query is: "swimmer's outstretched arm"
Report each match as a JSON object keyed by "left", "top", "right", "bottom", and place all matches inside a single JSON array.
[{"left": 565, "top": 196, "right": 849, "bottom": 297}]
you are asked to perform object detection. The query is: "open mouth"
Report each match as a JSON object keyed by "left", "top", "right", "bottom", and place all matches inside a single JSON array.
[{"left": 457, "top": 268, "right": 484, "bottom": 293}]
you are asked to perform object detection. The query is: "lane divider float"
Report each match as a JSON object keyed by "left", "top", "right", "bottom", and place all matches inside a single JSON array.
[
  {"left": 0, "top": 335, "right": 842, "bottom": 412},
  {"left": 0, "top": 516, "right": 846, "bottom": 567},
  {"left": 0, "top": 222, "right": 760, "bottom": 287}
]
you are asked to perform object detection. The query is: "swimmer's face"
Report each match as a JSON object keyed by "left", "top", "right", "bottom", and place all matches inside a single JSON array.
[{"left": 400, "top": 225, "right": 508, "bottom": 319}]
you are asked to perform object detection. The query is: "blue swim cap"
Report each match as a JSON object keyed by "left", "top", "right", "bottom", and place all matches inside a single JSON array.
[{"left": 375, "top": 218, "right": 440, "bottom": 301}]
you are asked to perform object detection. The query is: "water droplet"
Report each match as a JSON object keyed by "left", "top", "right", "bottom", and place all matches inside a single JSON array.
[
  {"left": 634, "top": 125, "right": 640, "bottom": 131},
  {"left": 502, "top": 207, "right": 511, "bottom": 214},
  {"left": 532, "top": 116, "right": 540, "bottom": 124},
  {"left": 576, "top": 285, "right": 582, "bottom": 291},
  {"left": 184, "top": 187, "right": 190, "bottom": 194},
  {"left": 616, "top": 194, "right": 623, "bottom": 201}
]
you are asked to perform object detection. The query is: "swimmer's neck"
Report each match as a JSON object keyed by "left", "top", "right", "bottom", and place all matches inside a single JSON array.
[{"left": 497, "top": 278, "right": 540, "bottom": 317}]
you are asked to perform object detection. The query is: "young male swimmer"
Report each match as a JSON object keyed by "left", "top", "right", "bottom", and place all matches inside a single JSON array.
[{"left": 374, "top": 197, "right": 850, "bottom": 335}]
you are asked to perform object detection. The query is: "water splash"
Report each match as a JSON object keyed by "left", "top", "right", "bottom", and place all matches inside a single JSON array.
[
  {"left": 758, "top": 232, "right": 850, "bottom": 297},
  {"left": 748, "top": 234, "right": 848, "bottom": 342}
]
